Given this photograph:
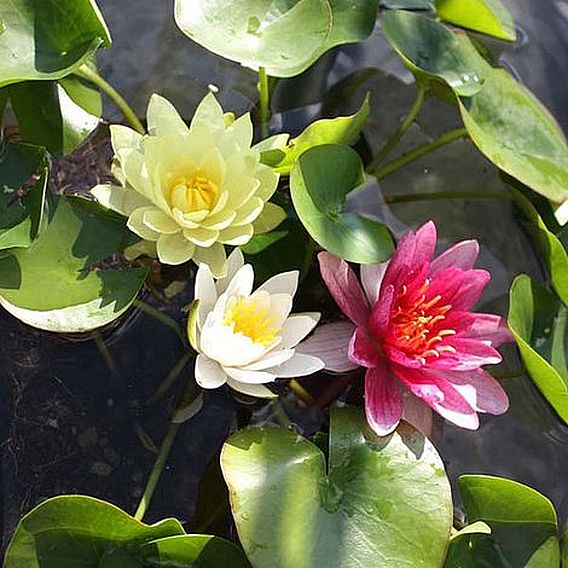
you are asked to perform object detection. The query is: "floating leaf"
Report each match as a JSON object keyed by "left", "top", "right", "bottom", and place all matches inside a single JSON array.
[
  {"left": 175, "top": 0, "right": 378, "bottom": 78},
  {"left": 0, "top": 196, "right": 147, "bottom": 332},
  {"left": 508, "top": 275, "right": 568, "bottom": 425},
  {"left": 445, "top": 475, "right": 561, "bottom": 567},
  {"left": 382, "top": 10, "right": 568, "bottom": 203},
  {"left": 435, "top": 0, "right": 516, "bottom": 41},
  {"left": 381, "top": 10, "right": 487, "bottom": 96},
  {"left": 508, "top": 184, "right": 568, "bottom": 304},
  {"left": 3, "top": 495, "right": 184, "bottom": 567},
  {"left": 10, "top": 80, "right": 101, "bottom": 156},
  {"left": 290, "top": 144, "right": 393, "bottom": 263},
  {"left": 0, "top": 143, "right": 48, "bottom": 251},
  {"left": 0, "top": 0, "right": 111, "bottom": 88},
  {"left": 261, "top": 94, "right": 370, "bottom": 174},
  {"left": 221, "top": 406, "right": 453, "bottom": 568},
  {"left": 139, "top": 535, "right": 251, "bottom": 567}
]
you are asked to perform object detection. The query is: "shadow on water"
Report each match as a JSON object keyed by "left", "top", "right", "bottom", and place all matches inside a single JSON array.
[{"left": 2, "top": 0, "right": 568, "bottom": 554}]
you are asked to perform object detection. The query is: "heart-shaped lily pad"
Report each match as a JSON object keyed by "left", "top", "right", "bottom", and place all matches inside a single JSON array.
[
  {"left": 0, "top": 0, "right": 111, "bottom": 88},
  {"left": 4, "top": 495, "right": 249, "bottom": 567},
  {"left": 221, "top": 407, "right": 453, "bottom": 567},
  {"left": 0, "top": 196, "right": 147, "bottom": 332}
]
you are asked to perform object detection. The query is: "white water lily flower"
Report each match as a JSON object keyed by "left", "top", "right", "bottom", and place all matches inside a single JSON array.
[
  {"left": 192, "top": 249, "right": 324, "bottom": 398},
  {"left": 91, "top": 93, "right": 284, "bottom": 276}
]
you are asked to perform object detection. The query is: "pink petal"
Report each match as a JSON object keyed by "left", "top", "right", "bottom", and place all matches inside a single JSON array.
[
  {"left": 368, "top": 284, "right": 395, "bottom": 338},
  {"left": 461, "top": 313, "right": 514, "bottom": 347},
  {"left": 318, "top": 252, "right": 370, "bottom": 327},
  {"left": 380, "top": 230, "right": 417, "bottom": 292},
  {"left": 348, "top": 327, "right": 381, "bottom": 368},
  {"left": 428, "top": 338, "right": 502, "bottom": 371},
  {"left": 383, "top": 345, "right": 422, "bottom": 369},
  {"left": 433, "top": 369, "right": 509, "bottom": 415},
  {"left": 401, "top": 390, "right": 433, "bottom": 436},
  {"left": 295, "top": 321, "right": 358, "bottom": 373},
  {"left": 429, "top": 239, "right": 479, "bottom": 277},
  {"left": 365, "top": 363, "right": 403, "bottom": 436},
  {"left": 361, "top": 261, "right": 389, "bottom": 305},
  {"left": 427, "top": 267, "right": 490, "bottom": 311},
  {"left": 393, "top": 365, "right": 479, "bottom": 430},
  {"left": 413, "top": 221, "right": 437, "bottom": 266}
]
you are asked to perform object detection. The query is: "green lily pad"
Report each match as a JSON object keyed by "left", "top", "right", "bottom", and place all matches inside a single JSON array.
[
  {"left": 0, "top": 196, "right": 147, "bottom": 332},
  {"left": 435, "top": 0, "right": 516, "bottom": 41},
  {"left": 382, "top": 10, "right": 568, "bottom": 204},
  {"left": 445, "top": 475, "right": 561, "bottom": 567},
  {"left": 508, "top": 275, "right": 568, "bottom": 425},
  {"left": 0, "top": 0, "right": 111, "bottom": 88},
  {"left": 10, "top": 79, "right": 101, "bottom": 156},
  {"left": 221, "top": 406, "right": 453, "bottom": 568},
  {"left": 381, "top": 10, "right": 488, "bottom": 96},
  {"left": 290, "top": 144, "right": 393, "bottom": 263},
  {"left": 175, "top": 0, "right": 378, "bottom": 78},
  {"left": 508, "top": 184, "right": 568, "bottom": 304},
  {"left": 261, "top": 93, "right": 370, "bottom": 174},
  {"left": 139, "top": 535, "right": 251, "bottom": 567},
  {"left": 3, "top": 495, "right": 184, "bottom": 567},
  {"left": 0, "top": 142, "right": 48, "bottom": 250}
]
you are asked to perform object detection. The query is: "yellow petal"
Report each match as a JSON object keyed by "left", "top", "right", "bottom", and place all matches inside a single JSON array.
[
  {"left": 143, "top": 209, "right": 180, "bottom": 234},
  {"left": 127, "top": 207, "right": 161, "bottom": 241},
  {"left": 254, "top": 163, "right": 279, "bottom": 201},
  {"left": 190, "top": 92, "right": 225, "bottom": 135},
  {"left": 252, "top": 203, "right": 286, "bottom": 234},
  {"left": 124, "top": 239, "right": 158, "bottom": 261},
  {"left": 157, "top": 232, "right": 195, "bottom": 265},
  {"left": 183, "top": 227, "right": 220, "bottom": 247},
  {"left": 193, "top": 242, "right": 227, "bottom": 278},
  {"left": 218, "top": 224, "right": 254, "bottom": 246},
  {"left": 110, "top": 124, "right": 143, "bottom": 155},
  {"left": 91, "top": 183, "right": 151, "bottom": 217},
  {"left": 147, "top": 94, "right": 189, "bottom": 138}
]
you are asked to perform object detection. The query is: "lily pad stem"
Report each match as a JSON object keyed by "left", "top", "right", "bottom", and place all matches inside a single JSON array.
[
  {"left": 370, "top": 127, "right": 469, "bottom": 180},
  {"left": 75, "top": 64, "right": 145, "bottom": 135},
  {"left": 258, "top": 67, "right": 270, "bottom": 139},
  {"left": 134, "top": 300, "right": 185, "bottom": 345},
  {"left": 367, "top": 84, "right": 427, "bottom": 172},
  {"left": 134, "top": 420, "right": 180, "bottom": 521}
]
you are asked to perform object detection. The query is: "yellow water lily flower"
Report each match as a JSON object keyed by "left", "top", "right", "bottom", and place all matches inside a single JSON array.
[
  {"left": 91, "top": 93, "right": 284, "bottom": 276},
  {"left": 192, "top": 249, "right": 324, "bottom": 398}
]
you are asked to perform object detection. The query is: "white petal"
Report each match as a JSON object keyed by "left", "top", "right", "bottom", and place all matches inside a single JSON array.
[
  {"left": 361, "top": 261, "right": 389, "bottom": 305},
  {"left": 216, "top": 249, "right": 245, "bottom": 295},
  {"left": 267, "top": 353, "right": 324, "bottom": 378},
  {"left": 241, "top": 349, "right": 295, "bottom": 371},
  {"left": 225, "top": 264, "right": 254, "bottom": 298},
  {"left": 195, "top": 264, "right": 217, "bottom": 329},
  {"left": 257, "top": 271, "right": 299, "bottom": 298},
  {"left": 268, "top": 293, "right": 294, "bottom": 327},
  {"left": 279, "top": 314, "right": 320, "bottom": 349},
  {"left": 195, "top": 355, "right": 227, "bottom": 389},
  {"left": 224, "top": 366, "right": 277, "bottom": 384},
  {"left": 295, "top": 321, "right": 358, "bottom": 373},
  {"left": 156, "top": 232, "right": 195, "bottom": 265},
  {"left": 226, "top": 378, "right": 277, "bottom": 399}
]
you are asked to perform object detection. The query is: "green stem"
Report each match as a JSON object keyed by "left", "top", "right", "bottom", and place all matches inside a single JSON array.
[
  {"left": 371, "top": 127, "right": 469, "bottom": 180},
  {"left": 134, "top": 420, "right": 180, "bottom": 521},
  {"left": 134, "top": 300, "right": 185, "bottom": 344},
  {"left": 258, "top": 67, "right": 270, "bottom": 139},
  {"left": 75, "top": 63, "right": 145, "bottom": 134},
  {"left": 367, "top": 85, "right": 427, "bottom": 172},
  {"left": 384, "top": 190, "right": 511, "bottom": 205}
]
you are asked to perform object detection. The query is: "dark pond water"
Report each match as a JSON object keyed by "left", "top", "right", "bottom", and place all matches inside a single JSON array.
[{"left": 1, "top": 0, "right": 568, "bottom": 550}]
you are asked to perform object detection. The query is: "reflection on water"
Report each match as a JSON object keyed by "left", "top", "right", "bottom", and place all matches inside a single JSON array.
[{"left": 2, "top": 0, "right": 567, "bottom": 547}]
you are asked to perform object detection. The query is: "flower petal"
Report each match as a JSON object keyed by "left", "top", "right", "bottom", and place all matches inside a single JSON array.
[
  {"left": 429, "top": 338, "right": 502, "bottom": 371},
  {"left": 91, "top": 183, "right": 151, "bottom": 217},
  {"left": 361, "top": 261, "right": 389, "bottom": 305},
  {"left": 267, "top": 353, "right": 324, "bottom": 378},
  {"left": 413, "top": 221, "right": 437, "bottom": 266},
  {"left": 195, "top": 264, "right": 217, "bottom": 329},
  {"left": 226, "top": 377, "right": 277, "bottom": 399},
  {"left": 318, "top": 252, "right": 370, "bottom": 327},
  {"left": 224, "top": 366, "right": 277, "bottom": 384},
  {"left": 429, "top": 239, "right": 479, "bottom": 276},
  {"left": 365, "top": 363, "right": 403, "bottom": 436},
  {"left": 190, "top": 92, "right": 225, "bottom": 135},
  {"left": 157, "top": 232, "right": 195, "bottom": 265},
  {"left": 110, "top": 124, "right": 142, "bottom": 155},
  {"left": 462, "top": 313, "right": 514, "bottom": 347},
  {"left": 427, "top": 267, "right": 490, "bottom": 311},
  {"left": 218, "top": 224, "right": 254, "bottom": 245},
  {"left": 279, "top": 313, "right": 319, "bottom": 349},
  {"left": 257, "top": 271, "right": 299, "bottom": 297},
  {"left": 147, "top": 94, "right": 189, "bottom": 138},
  {"left": 268, "top": 293, "right": 294, "bottom": 327},
  {"left": 252, "top": 202, "right": 286, "bottom": 234},
  {"left": 295, "top": 321, "right": 358, "bottom": 373},
  {"left": 195, "top": 354, "right": 227, "bottom": 389},
  {"left": 216, "top": 248, "right": 245, "bottom": 295},
  {"left": 368, "top": 284, "right": 395, "bottom": 338},
  {"left": 401, "top": 390, "right": 433, "bottom": 436},
  {"left": 224, "top": 264, "right": 254, "bottom": 298},
  {"left": 127, "top": 207, "right": 161, "bottom": 241},
  {"left": 144, "top": 208, "right": 180, "bottom": 234},
  {"left": 193, "top": 243, "right": 228, "bottom": 278},
  {"left": 348, "top": 327, "right": 381, "bottom": 368},
  {"left": 183, "top": 227, "right": 220, "bottom": 247},
  {"left": 242, "top": 349, "right": 295, "bottom": 371}
]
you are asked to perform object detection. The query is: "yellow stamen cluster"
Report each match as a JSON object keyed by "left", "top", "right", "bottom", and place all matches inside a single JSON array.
[
  {"left": 169, "top": 170, "right": 218, "bottom": 212},
  {"left": 224, "top": 297, "right": 280, "bottom": 346}
]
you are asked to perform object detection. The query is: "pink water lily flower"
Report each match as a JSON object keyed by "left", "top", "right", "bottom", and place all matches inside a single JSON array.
[{"left": 299, "top": 221, "right": 512, "bottom": 436}]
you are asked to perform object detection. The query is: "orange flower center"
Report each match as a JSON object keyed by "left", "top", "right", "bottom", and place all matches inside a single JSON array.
[{"left": 390, "top": 277, "right": 456, "bottom": 364}]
